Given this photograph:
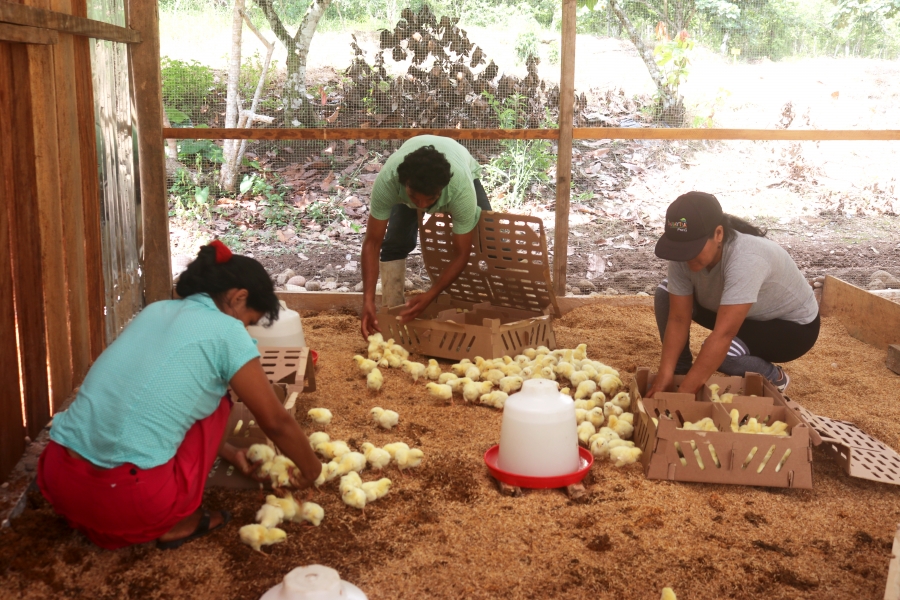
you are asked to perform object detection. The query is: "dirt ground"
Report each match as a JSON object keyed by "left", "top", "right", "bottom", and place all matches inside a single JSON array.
[{"left": 2, "top": 302, "right": 900, "bottom": 600}]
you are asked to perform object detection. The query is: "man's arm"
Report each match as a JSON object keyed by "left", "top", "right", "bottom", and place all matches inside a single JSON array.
[
  {"left": 399, "top": 229, "right": 474, "bottom": 323},
  {"left": 677, "top": 303, "right": 752, "bottom": 394},
  {"left": 360, "top": 216, "right": 389, "bottom": 339}
]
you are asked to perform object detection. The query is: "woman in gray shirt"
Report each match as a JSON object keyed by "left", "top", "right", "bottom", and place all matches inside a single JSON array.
[{"left": 646, "top": 191, "right": 820, "bottom": 398}]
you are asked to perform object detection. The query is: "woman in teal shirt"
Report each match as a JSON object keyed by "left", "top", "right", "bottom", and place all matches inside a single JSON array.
[{"left": 38, "top": 241, "right": 322, "bottom": 550}]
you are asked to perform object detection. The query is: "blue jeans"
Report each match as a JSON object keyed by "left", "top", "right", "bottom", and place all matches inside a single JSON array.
[{"left": 380, "top": 179, "right": 492, "bottom": 262}]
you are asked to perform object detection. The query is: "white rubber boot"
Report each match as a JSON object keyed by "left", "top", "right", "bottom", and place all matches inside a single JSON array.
[{"left": 379, "top": 259, "right": 407, "bottom": 308}]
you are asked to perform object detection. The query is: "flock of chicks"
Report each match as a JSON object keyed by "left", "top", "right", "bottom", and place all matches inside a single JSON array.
[
  {"left": 237, "top": 398, "right": 425, "bottom": 553},
  {"left": 356, "top": 334, "right": 644, "bottom": 468}
]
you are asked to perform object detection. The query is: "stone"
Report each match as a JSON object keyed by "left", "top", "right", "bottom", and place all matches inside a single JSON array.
[
  {"left": 636, "top": 291, "right": 650, "bottom": 297},
  {"left": 276, "top": 269, "right": 295, "bottom": 285},
  {"left": 603, "top": 288, "right": 620, "bottom": 295},
  {"left": 869, "top": 279, "right": 885, "bottom": 290},
  {"left": 644, "top": 284, "right": 657, "bottom": 295},
  {"left": 322, "top": 282, "right": 338, "bottom": 291},
  {"left": 325, "top": 277, "right": 337, "bottom": 283},
  {"left": 813, "top": 281, "right": 823, "bottom": 288},
  {"left": 322, "top": 264, "right": 337, "bottom": 278},
  {"left": 404, "top": 279, "right": 415, "bottom": 291},
  {"left": 576, "top": 279, "right": 596, "bottom": 292},
  {"left": 375, "top": 283, "right": 382, "bottom": 295},
  {"left": 287, "top": 275, "right": 306, "bottom": 287},
  {"left": 354, "top": 282, "right": 364, "bottom": 292},
  {"left": 336, "top": 286, "right": 350, "bottom": 293},
  {"left": 570, "top": 287, "right": 582, "bottom": 296},
  {"left": 305, "top": 281, "right": 322, "bottom": 291}
]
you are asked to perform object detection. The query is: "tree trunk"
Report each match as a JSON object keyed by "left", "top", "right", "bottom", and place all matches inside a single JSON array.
[
  {"left": 219, "top": 0, "right": 246, "bottom": 191},
  {"left": 608, "top": 0, "right": 683, "bottom": 125},
  {"left": 255, "top": 0, "right": 333, "bottom": 127}
]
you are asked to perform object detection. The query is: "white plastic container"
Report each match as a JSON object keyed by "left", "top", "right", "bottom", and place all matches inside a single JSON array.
[
  {"left": 260, "top": 565, "right": 367, "bottom": 600},
  {"left": 497, "top": 378, "right": 580, "bottom": 477},
  {"left": 247, "top": 300, "right": 306, "bottom": 347}
]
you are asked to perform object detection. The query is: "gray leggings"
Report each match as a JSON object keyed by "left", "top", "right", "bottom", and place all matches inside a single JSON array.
[{"left": 653, "top": 280, "right": 819, "bottom": 383}]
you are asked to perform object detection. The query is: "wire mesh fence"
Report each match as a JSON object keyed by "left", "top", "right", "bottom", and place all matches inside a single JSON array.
[{"left": 160, "top": 0, "right": 900, "bottom": 296}]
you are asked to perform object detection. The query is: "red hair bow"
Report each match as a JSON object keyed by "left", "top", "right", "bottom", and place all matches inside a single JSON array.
[{"left": 209, "top": 239, "right": 232, "bottom": 264}]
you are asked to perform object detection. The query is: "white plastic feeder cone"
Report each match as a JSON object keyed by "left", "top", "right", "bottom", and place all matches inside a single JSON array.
[{"left": 259, "top": 565, "right": 367, "bottom": 600}]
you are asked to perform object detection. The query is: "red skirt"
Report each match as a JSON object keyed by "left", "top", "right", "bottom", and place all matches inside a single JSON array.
[{"left": 37, "top": 396, "right": 231, "bottom": 549}]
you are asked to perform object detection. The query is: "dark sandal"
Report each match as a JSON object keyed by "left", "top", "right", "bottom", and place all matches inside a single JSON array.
[{"left": 157, "top": 508, "right": 232, "bottom": 550}]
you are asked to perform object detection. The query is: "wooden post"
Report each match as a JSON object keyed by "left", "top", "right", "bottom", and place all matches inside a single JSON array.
[
  {"left": 51, "top": 0, "right": 91, "bottom": 384},
  {"left": 0, "top": 42, "right": 27, "bottom": 482},
  {"left": 554, "top": 0, "right": 576, "bottom": 297},
  {"left": 8, "top": 43, "right": 51, "bottom": 437},
  {"left": 128, "top": 0, "right": 171, "bottom": 303},
  {"left": 72, "top": 0, "right": 106, "bottom": 360}
]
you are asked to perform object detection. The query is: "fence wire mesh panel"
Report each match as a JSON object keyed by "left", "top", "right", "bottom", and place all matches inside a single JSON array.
[
  {"left": 91, "top": 0, "right": 143, "bottom": 340},
  {"left": 160, "top": 0, "right": 900, "bottom": 296}
]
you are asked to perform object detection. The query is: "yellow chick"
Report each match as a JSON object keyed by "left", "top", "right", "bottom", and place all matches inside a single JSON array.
[
  {"left": 523, "top": 348, "right": 538, "bottom": 360},
  {"left": 438, "top": 372, "right": 458, "bottom": 385},
  {"left": 308, "top": 431, "right": 330, "bottom": 450},
  {"left": 300, "top": 501, "right": 325, "bottom": 526},
  {"left": 619, "top": 412, "right": 634, "bottom": 425},
  {"left": 396, "top": 447, "right": 425, "bottom": 471},
  {"left": 578, "top": 421, "right": 597, "bottom": 446},
  {"left": 610, "top": 446, "right": 642, "bottom": 467},
  {"left": 385, "top": 339, "right": 409, "bottom": 360},
  {"left": 463, "top": 380, "right": 483, "bottom": 403},
  {"left": 661, "top": 587, "right": 677, "bottom": 600},
  {"left": 573, "top": 398, "right": 598, "bottom": 410},
  {"left": 353, "top": 355, "right": 378, "bottom": 376},
  {"left": 239, "top": 524, "right": 287, "bottom": 553},
  {"left": 573, "top": 343, "right": 588, "bottom": 360},
  {"left": 341, "top": 487, "right": 367, "bottom": 511},
  {"left": 361, "top": 477, "right": 392, "bottom": 502},
  {"left": 730, "top": 409, "right": 740, "bottom": 432},
  {"left": 607, "top": 414, "right": 634, "bottom": 440},
  {"left": 483, "top": 369, "right": 506, "bottom": 387},
  {"left": 739, "top": 417, "right": 763, "bottom": 434},
  {"left": 316, "top": 440, "right": 350, "bottom": 460},
  {"left": 269, "top": 455, "right": 296, "bottom": 487},
  {"left": 361, "top": 442, "right": 392, "bottom": 470},
  {"left": 568, "top": 371, "right": 590, "bottom": 387},
  {"left": 580, "top": 364, "right": 598, "bottom": 379},
  {"left": 425, "top": 382, "right": 453, "bottom": 402},
  {"left": 382, "top": 348, "right": 403, "bottom": 369},
  {"left": 603, "top": 401, "right": 624, "bottom": 418},
  {"left": 308, "top": 408, "right": 333, "bottom": 425},
  {"left": 371, "top": 406, "right": 400, "bottom": 430},
  {"left": 323, "top": 460, "right": 343, "bottom": 482},
  {"left": 337, "top": 452, "right": 367, "bottom": 475},
  {"left": 720, "top": 393, "right": 734, "bottom": 403},
  {"left": 574, "top": 380, "right": 598, "bottom": 400},
  {"left": 256, "top": 460, "right": 274, "bottom": 479},
  {"left": 314, "top": 463, "right": 330, "bottom": 487},
  {"left": 450, "top": 360, "right": 472, "bottom": 376},
  {"left": 448, "top": 376, "right": 471, "bottom": 394},
  {"left": 425, "top": 359, "right": 442, "bottom": 380},
  {"left": 499, "top": 362, "right": 522, "bottom": 376},
  {"left": 610, "top": 391, "right": 631, "bottom": 410},
  {"left": 383, "top": 442, "right": 410, "bottom": 459},
  {"left": 560, "top": 387, "right": 571, "bottom": 396},
  {"left": 599, "top": 374, "right": 623, "bottom": 396},
  {"left": 585, "top": 407, "right": 605, "bottom": 428},
  {"left": 367, "top": 368, "right": 384, "bottom": 392},
  {"left": 499, "top": 376, "right": 523, "bottom": 394},
  {"left": 479, "top": 391, "right": 509, "bottom": 409},
  {"left": 464, "top": 365, "right": 481, "bottom": 381},
  {"left": 590, "top": 391, "right": 607, "bottom": 405},
  {"left": 266, "top": 494, "right": 301, "bottom": 522},
  {"left": 339, "top": 471, "right": 363, "bottom": 496},
  {"left": 401, "top": 360, "right": 427, "bottom": 382},
  {"left": 708, "top": 383, "right": 722, "bottom": 402},
  {"left": 256, "top": 503, "right": 285, "bottom": 528},
  {"left": 367, "top": 333, "right": 384, "bottom": 359},
  {"left": 555, "top": 362, "right": 576, "bottom": 380},
  {"left": 247, "top": 443, "right": 276, "bottom": 465},
  {"left": 761, "top": 421, "right": 790, "bottom": 436}
]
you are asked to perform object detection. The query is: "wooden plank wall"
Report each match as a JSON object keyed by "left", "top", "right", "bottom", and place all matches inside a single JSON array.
[{"left": 0, "top": 0, "right": 106, "bottom": 480}]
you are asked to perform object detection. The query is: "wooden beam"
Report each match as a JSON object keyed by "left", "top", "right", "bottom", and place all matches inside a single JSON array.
[
  {"left": 8, "top": 42, "right": 51, "bottom": 437},
  {"left": 128, "top": 0, "right": 171, "bottom": 304},
  {"left": 25, "top": 36, "right": 73, "bottom": 412},
  {"left": 52, "top": 0, "right": 91, "bottom": 384},
  {"left": 554, "top": 0, "right": 576, "bottom": 297},
  {"left": 162, "top": 127, "right": 560, "bottom": 141},
  {"left": 161, "top": 126, "right": 900, "bottom": 142},
  {"left": 275, "top": 291, "right": 652, "bottom": 316},
  {"left": 0, "top": 42, "right": 27, "bottom": 483},
  {"left": 0, "top": 1, "right": 139, "bottom": 43},
  {"left": 0, "top": 20, "right": 56, "bottom": 43},
  {"left": 71, "top": 0, "right": 105, "bottom": 360},
  {"left": 572, "top": 128, "right": 900, "bottom": 141},
  {"left": 820, "top": 275, "right": 900, "bottom": 351}
]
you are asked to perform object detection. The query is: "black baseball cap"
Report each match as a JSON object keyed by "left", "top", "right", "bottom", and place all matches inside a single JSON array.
[{"left": 654, "top": 192, "right": 723, "bottom": 261}]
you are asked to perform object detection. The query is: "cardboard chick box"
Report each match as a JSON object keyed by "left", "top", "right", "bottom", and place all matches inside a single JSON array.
[
  {"left": 379, "top": 211, "right": 560, "bottom": 360},
  {"left": 629, "top": 368, "right": 814, "bottom": 488}
]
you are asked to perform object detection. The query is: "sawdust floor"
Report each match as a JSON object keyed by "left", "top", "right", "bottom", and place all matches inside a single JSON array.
[{"left": 2, "top": 304, "right": 899, "bottom": 600}]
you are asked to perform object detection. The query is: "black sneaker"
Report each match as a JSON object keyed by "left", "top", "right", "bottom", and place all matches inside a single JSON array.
[{"left": 774, "top": 367, "right": 790, "bottom": 394}]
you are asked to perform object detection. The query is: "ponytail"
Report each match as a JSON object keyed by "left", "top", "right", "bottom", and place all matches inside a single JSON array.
[
  {"left": 716, "top": 213, "right": 767, "bottom": 243},
  {"left": 176, "top": 242, "right": 280, "bottom": 324}
]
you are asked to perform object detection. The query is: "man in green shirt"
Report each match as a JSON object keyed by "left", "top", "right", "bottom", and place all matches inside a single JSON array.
[{"left": 360, "top": 135, "right": 491, "bottom": 339}]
